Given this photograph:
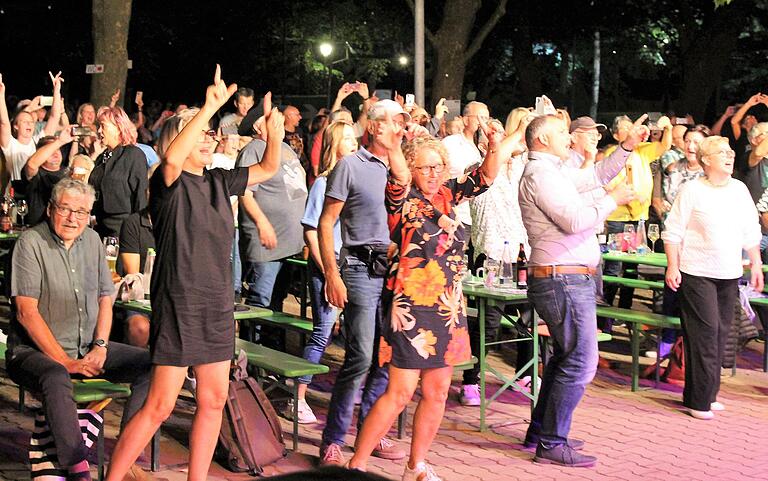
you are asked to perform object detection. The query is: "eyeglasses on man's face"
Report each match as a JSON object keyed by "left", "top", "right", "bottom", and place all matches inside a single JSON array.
[{"left": 52, "top": 202, "right": 91, "bottom": 220}]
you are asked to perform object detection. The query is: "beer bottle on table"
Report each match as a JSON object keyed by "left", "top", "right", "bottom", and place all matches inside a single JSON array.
[{"left": 516, "top": 243, "right": 528, "bottom": 289}]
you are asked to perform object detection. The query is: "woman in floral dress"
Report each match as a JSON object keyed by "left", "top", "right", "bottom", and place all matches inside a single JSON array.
[{"left": 348, "top": 126, "right": 504, "bottom": 480}]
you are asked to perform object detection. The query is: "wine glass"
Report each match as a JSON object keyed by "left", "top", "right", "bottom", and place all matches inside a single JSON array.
[
  {"left": 607, "top": 233, "right": 619, "bottom": 254},
  {"left": 647, "top": 224, "right": 660, "bottom": 253},
  {"left": 103, "top": 237, "right": 119, "bottom": 273},
  {"left": 16, "top": 199, "right": 27, "bottom": 228},
  {"left": 623, "top": 224, "right": 637, "bottom": 254}
]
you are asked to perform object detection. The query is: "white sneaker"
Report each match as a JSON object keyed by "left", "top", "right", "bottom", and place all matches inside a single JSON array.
[
  {"left": 515, "top": 375, "right": 541, "bottom": 393},
  {"left": 687, "top": 408, "right": 714, "bottom": 420},
  {"left": 284, "top": 399, "right": 318, "bottom": 424},
  {"left": 402, "top": 461, "right": 442, "bottom": 481},
  {"left": 459, "top": 384, "right": 481, "bottom": 406},
  {"left": 710, "top": 401, "right": 725, "bottom": 411}
]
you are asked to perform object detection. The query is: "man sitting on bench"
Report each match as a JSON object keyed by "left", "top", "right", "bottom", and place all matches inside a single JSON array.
[{"left": 4, "top": 179, "right": 152, "bottom": 480}]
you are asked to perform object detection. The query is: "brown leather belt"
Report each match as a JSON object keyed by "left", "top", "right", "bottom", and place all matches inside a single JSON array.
[{"left": 528, "top": 265, "right": 596, "bottom": 277}]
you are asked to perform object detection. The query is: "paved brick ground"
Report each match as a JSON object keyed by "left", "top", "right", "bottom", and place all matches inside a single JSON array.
[
  {"left": 1, "top": 331, "right": 766, "bottom": 481},
  {"left": 2, "top": 294, "right": 767, "bottom": 480}
]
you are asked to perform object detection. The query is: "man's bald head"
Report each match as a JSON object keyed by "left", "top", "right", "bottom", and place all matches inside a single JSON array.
[{"left": 525, "top": 115, "right": 571, "bottom": 159}]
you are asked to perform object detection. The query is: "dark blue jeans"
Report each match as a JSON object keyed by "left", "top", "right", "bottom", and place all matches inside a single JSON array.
[
  {"left": 299, "top": 258, "right": 338, "bottom": 384},
  {"left": 525, "top": 273, "right": 598, "bottom": 446},
  {"left": 321, "top": 254, "right": 389, "bottom": 447},
  {"left": 7, "top": 342, "right": 151, "bottom": 467}
]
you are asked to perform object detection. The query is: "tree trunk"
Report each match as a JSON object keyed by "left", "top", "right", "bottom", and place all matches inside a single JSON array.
[
  {"left": 91, "top": 0, "right": 132, "bottom": 108},
  {"left": 430, "top": 0, "right": 480, "bottom": 103},
  {"left": 676, "top": 2, "right": 744, "bottom": 122},
  {"left": 590, "top": 30, "right": 601, "bottom": 119}
]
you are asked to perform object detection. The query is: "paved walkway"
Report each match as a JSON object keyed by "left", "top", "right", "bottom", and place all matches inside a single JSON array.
[{"left": 1, "top": 327, "right": 766, "bottom": 481}]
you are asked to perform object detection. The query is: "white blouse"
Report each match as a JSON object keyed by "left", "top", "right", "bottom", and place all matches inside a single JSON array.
[{"left": 661, "top": 177, "right": 761, "bottom": 279}]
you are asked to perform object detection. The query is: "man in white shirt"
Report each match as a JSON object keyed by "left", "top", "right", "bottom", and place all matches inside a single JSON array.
[{"left": 442, "top": 101, "right": 487, "bottom": 247}]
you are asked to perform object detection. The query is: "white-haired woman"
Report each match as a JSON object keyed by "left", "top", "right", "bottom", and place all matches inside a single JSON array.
[{"left": 662, "top": 135, "right": 763, "bottom": 420}]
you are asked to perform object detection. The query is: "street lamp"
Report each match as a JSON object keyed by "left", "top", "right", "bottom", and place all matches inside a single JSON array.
[
  {"left": 398, "top": 55, "right": 409, "bottom": 66},
  {"left": 319, "top": 42, "right": 334, "bottom": 108},
  {"left": 319, "top": 42, "right": 333, "bottom": 58}
]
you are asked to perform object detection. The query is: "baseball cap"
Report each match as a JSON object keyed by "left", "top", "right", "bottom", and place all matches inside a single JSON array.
[
  {"left": 569, "top": 116, "right": 607, "bottom": 133},
  {"left": 367, "top": 99, "right": 411, "bottom": 122}
]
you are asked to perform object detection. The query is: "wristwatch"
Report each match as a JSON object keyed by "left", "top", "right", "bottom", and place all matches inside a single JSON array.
[{"left": 92, "top": 339, "right": 108, "bottom": 349}]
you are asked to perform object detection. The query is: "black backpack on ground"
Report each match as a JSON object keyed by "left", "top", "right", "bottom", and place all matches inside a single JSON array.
[{"left": 216, "top": 350, "right": 286, "bottom": 475}]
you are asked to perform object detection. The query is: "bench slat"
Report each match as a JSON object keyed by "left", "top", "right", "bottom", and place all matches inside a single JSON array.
[
  {"left": 596, "top": 306, "right": 680, "bottom": 328},
  {"left": 602, "top": 275, "right": 664, "bottom": 291},
  {"left": 235, "top": 339, "right": 328, "bottom": 378},
  {"left": 246, "top": 312, "right": 313, "bottom": 334}
]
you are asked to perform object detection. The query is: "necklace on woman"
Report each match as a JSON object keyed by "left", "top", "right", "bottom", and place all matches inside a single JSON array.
[{"left": 702, "top": 176, "right": 729, "bottom": 187}]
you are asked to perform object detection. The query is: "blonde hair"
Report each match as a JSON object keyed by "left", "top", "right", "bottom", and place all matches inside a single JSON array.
[
  {"left": 505, "top": 107, "right": 531, "bottom": 135},
  {"left": 402, "top": 136, "right": 449, "bottom": 170},
  {"left": 155, "top": 108, "right": 200, "bottom": 159},
  {"left": 697, "top": 135, "right": 729, "bottom": 166},
  {"left": 319, "top": 121, "right": 355, "bottom": 177}
]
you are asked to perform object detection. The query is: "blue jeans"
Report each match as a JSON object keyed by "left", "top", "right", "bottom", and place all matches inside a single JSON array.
[
  {"left": 299, "top": 258, "right": 338, "bottom": 384},
  {"left": 525, "top": 273, "right": 598, "bottom": 446},
  {"left": 321, "top": 254, "right": 389, "bottom": 447},
  {"left": 241, "top": 260, "right": 283, "bottom": 344},
  {"left": 232, "top": 228, "right": 242, "bottom": 295}
]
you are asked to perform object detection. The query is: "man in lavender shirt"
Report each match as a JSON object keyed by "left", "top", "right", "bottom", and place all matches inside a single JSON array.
[{"left": 518, "top": 115, "right": 647, "bottom": 467}]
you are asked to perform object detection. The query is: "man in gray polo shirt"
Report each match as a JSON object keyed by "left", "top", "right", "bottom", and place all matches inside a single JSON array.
[
  {"left": 317, "top": 100, "right": 408, "bottom": 465},
  {"left": 236, "top": 119, "right": 307, "bottom": 346},
  {"left": 5, "top": 179, "right": 151, "bottom": 479}
]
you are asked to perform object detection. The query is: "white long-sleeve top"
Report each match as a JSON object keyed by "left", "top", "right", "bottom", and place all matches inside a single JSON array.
[{"left": 661, "top": 177, "right": 761, "bottom": 279}]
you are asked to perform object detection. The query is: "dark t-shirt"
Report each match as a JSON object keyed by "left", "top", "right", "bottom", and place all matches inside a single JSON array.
[
  {"left": 148, "top": 167, "right": 248, "bottom": 366},
  {"left": 117, "top": 209, "right": 155, "bottom": 277},
  {"left": 21, "top": 167, "right": 65, "bottom": 227}
]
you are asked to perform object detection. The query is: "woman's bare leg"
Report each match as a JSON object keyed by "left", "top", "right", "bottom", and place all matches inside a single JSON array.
[
  {"left": 408, "top": 366, "right": 452, "bottom": 467},
  {"left": 348, "top": 366, "right": 420, "bottom": 470},
  {"left": 187, "top": 360, "right": 231, "bottom": 481},
  {"left": 105, "top": 365, "right": 187, "bottom": 481}
]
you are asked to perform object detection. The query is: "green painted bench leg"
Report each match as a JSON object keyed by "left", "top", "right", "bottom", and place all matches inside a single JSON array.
[
  {"left": 151, "top": 430, "right": 160, "bottom": 472},
  {"left": 479, "top": 299, "right": 487, "bottom": 432},
  {"left": 654, "top": 328, "right": 662, "bottom": 388},
  {"left": 292, "top": 380, "right": 299, "bottom": 452},
  {"left": 631, "top": 324, "right": 640, "bottom": 392}
]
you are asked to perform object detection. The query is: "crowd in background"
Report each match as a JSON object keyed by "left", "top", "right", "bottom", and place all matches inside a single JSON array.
[{"left": 2, "top": 68, "right": 767, "bottom": 479}]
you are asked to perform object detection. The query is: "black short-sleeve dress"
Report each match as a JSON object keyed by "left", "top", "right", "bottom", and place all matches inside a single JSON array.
[{"left": 148, "top": 167, "right": 248, "bottom": 366}]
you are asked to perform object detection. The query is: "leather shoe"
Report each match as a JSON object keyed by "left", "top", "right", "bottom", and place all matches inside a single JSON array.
[
  {"left": 523, "top": 436, "right": 584, "bottom": 451},
  {"left": 533, "top": 443, "right": 597, "bottom": 467}
]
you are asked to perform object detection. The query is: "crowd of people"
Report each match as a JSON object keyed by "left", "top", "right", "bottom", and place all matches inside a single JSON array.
[{"left": 1, "top": 65, "right": 767, "bottom": 481}]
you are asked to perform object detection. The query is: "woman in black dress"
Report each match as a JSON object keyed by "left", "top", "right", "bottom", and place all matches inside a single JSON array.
[
  {"left": 105, "top": 66, "right": 284, "bottom": 481},
  {"left": 89, "top": 105, "right": 148, "bottom": 238}
]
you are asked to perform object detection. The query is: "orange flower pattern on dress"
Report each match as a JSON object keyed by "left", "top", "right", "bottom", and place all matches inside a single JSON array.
[
  {"left": 444, "top": 327, "right": 471, "bottom": 365},
  {"left": 379, "top": 336, "right": 393, "bottom": 367},
  {"left": 410, "top": 329, "right": 437, "bottom": 359},
  {"left": 382, "top": 168, "right": 488, "bottom": 368},
  {"left": 403, "top": 260, "right": 446, "bottom": 307}
]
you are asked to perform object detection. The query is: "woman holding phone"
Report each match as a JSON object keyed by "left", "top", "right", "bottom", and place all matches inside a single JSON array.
[{"left": 105, "top": 66, "right": 284, "bottom": 481}]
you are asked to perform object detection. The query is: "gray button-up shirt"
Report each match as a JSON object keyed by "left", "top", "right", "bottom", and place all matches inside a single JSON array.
[
  {"left": 518, "top": 149, "right": 629, "bottom": 267},
  {"left": 10, "top": 222, "right": 114, "bottom": 358}
]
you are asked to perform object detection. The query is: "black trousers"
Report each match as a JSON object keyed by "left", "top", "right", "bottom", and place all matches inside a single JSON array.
[
  {"left": 7, "top": 342, "right": 151, "bottom": 468},
  {"left": 678, "top": 273, "right": 739, "bottom": 411}
]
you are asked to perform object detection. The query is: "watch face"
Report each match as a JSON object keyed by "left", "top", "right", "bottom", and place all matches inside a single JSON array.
[{"left": 93, "top": 339, "right": 107, "bottom": 347}]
